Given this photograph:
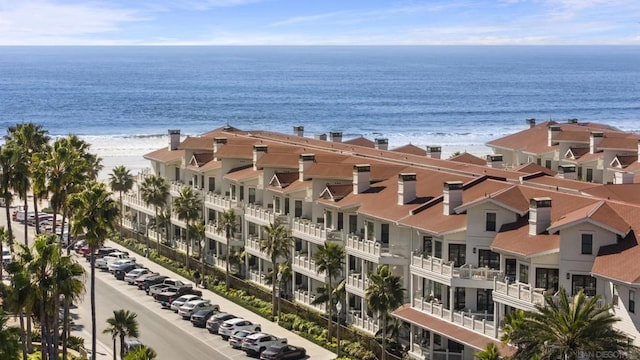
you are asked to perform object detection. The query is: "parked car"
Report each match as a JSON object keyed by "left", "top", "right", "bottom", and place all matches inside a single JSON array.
[
  {"left": 124, "top": 268, "right": 151, "bottom": 284},
  {"left": 229, "top": 329, "right": 257, "bottom": 349},
  {"left": 190, "top": 308, "right": 216, "bottom": 327},
  {"left": 242, "top": 333, "right": 287, "bottom": 356},
  {"left": 123, "top": 339, "right": 143, "bottom": 355},
  {"left": 134, "top": 273, "right": 161, "bottom": 288},
  {"left": 108, "top": 258, "right": 137, "bottom": 273},
  {"left": 2, "top": 249, "right": 11, "bottom": 265},
  {"left": 138, "top": 275, "right": 169, "bottom": 291},
  {"left": 114, "top": 263, "right": 141, "bottom": 280},
  {"left": 96, "top": 251, "right": 133, "bottom": 270},
  {"left": 206, "top": 312, "right": 237, "bottom": 334},
  {"left": 178, "top": 299, "right": 218, "bottom": 319},
  {"left": 170, "top": 294, "right": 201, "bottom": 312},
  {"left": 155, "top": 287, "right": 202, "bottom": 308},
  {"left": 218, "top": 318, "right": 262, "bottom": 340},
  {"left": 147, "top": 279, "right": 190, "bottom": 296},
  {"left": 260, "top": 344, "right": 306, "bottom": 360},
  {"left": 85, "top": 247, "right": 117, "bottom": 261}
]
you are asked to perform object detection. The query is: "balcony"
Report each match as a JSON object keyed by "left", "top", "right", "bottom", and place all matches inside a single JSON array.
[
  {"left": 244, "top": 204, "right": 276, "bottom": 225},
  {"left": 411, "top": 253, "right": 503, "bottom": 288},
  {"left": 345, "top": 235, "right": 406, "bottom": 265},
  {"left": 203, "top": 192, "right": 232, "bottom": 212},
  {"left": 170, "top": 213, "right": 187, "bottom": 227},
  {"left": 293, "top": 289, "right": 326, "bottom": 313},
  {"left": 347, "top": 312, "right": 379, "bottom": 335},
  {"left": 244, "top": 235, "right": 267, "bottom": 259},
  {"left": 121, "top": 193, "right": 155, "bottom": 214},
  {"left": 345, "top": 273, "right": 369, "bottom": 296},
  {"left": 412, "top": 297, "right": 498, "bottom": 338},
  {"left": 248, "top": 269, "right": 270, "bottom": 290},
  {"left": 169, "top": 181, "right": 188, "bottom": 195},
  {"left": 204, "top": 223, "right": 244, "bottom": 247},
  {"left": 291, "top": 254, "right": 327, "bottom": 282}
]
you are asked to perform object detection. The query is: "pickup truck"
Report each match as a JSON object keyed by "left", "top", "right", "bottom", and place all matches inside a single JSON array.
[
  {"left": 96, "top": 251, "right": 134, "bottom": 270},
  {"left": 154, "top": 286, "right": 203, "bottom": 308},
  {"left": 241, "top": 333, "right": 287, "bottom": 355},
  {"left": 145, "top": 278, "right": 191, "bottom": 296}
]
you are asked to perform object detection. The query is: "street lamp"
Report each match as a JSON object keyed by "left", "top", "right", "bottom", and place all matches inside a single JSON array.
[
  {"left": 277, "top": 271, "right": 283, "bottom": 322},
  {"left": 336, "top": 301, "right": 342, "bottom": 358},
  {"left": 145, "top": 216, "right": 151, "bottom": 257}
]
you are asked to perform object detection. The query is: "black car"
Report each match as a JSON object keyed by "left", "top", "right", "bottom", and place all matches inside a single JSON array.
[
  {"left": 114, "top": 263, "right": 141, "bottom": 280},
  {"left": 190, "top": 309, "right": 216, "bottom": 327},
  {"left": 138, "top": 275, "right": 168, "bottom": 290},
  {"left": 206, "top": 312, "right": 237, "bottom": 334},
  {"left": 85, "top": 247, "right": 117, "bottom": 261},
  {"left": 259, "top": 345, "right": 306, "bottom": 360}
]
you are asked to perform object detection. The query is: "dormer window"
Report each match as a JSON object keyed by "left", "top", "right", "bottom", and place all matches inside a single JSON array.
[
  {"left": 581, "top": 234, "right": 593, "bottom": 255},
  {"left": 485, "top": 212, "right": 497, "bottom": 232}
]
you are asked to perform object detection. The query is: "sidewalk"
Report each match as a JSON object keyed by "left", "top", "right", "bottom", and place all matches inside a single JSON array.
[{"left": 105, "top": 240, "right": 336, "bottom": 360}]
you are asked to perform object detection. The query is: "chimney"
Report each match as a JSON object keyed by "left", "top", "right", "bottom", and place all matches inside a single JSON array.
[
  {"left": 526, "top": 118, "right": 536, "bottom": 128},
  {"left": 293, "top": 126, "right": 304, "bottom": 137},
  {"left": 486, "top": 154, "right": 503, "bottom": 168},
  {"left": 548, "top": 125, "right": 561, "bottom": 146},
  {"left": 614, "top": 172, "right": 634, "bottom": 184},
  {"left": 443, "top": 181, "right": 464, "bottom": 215},
  {"left": 374, "top": 138, "right": 388, "bottom": 150},
  {"left": 426, "top": 146, "right": 442, "bottom": 159},
  {"left": 352, "top": 164, "right": 371, "bottom": 194},
  {"left": 315, "top": 133, "right": 327, "bottom": 141},
  {"left": 590, "top": 132, "right": 603, "bottom": 154},
  {"left": 567, "top": 118, "right": 579, "bottom": 124},
  {"left": 557, "top": 165, "right": 577, "bottom": 180},
  {"left": 253, "top": 144, "right": 268, "bottom": 170},
  {"left": 398, "top": 173, "right": 417, "bottom": 205},
  {"left": 213, "top": 137, "right": 227, "bottom": 153},
  {"left": 329, "top": 131, "right": 343, "bottom": 143},
  {"left": 529, "top": 197, "right": 552, "bottom": 235},
  {"left": 299, "top": 154, "right": 315, "bottom": 181},
  {"left": 168, "top": 129, "right": 181, "bottom": 151}
]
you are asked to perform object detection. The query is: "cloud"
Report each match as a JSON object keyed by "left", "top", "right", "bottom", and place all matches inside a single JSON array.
[{"left": 0, "top": 0, "right": 147, "bottom": 45}]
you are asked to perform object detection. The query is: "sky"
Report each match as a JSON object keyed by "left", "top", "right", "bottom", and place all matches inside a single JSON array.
[{"left": 0, "top": 0, "right": 639, "bottom": 45}]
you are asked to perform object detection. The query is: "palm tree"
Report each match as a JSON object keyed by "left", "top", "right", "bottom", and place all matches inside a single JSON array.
[
  {"left": 109, "top": 165, "right": 133, "bottom": 240},
  {"left": 124, "top": 345, "right": 157, "bottom": 360},
  {"left": 154, "top": 209, "right": 171, "bottom": 246},
  {"left": 312, "top": 242, "right": 345, "bottom": 340},
  {"left": 260, "top": 220, "right": 293, "bottom": 317},
  {"left": 69, "top": 181, "right": 119, "bottom": 360},
  {"left": 0, "top": 310, "right": 21, "bottom": 360},
  {"left": 0, "top": 226, "right": 9, "bottom": 280},
  {"left": 55, "top": 254, "right": 85, "bottom": 360},
  {"left": 215, "top": 209, "right": 238, "bottom": 292},
  {"left": 172, "top": 186, "right": 202, "bottom": 269},
  {"left": 191, "top": 219, "right": 206, "bottom": 285},
  {"left": 5, "top": 243, "right": 37, "bottom": 358},
  {"left": 503, "top": 288, "right": 635, "bottom": 360},
  {"left": 103, "top": 309, "right": 140, "bottom": 360},
  {"left": 140, "top": 175, "right": 169, "bottom": 252},
  {"left": 0, "top": 145, "right": 17, "bottom": 251},
  {"left": 475, "top": 343, "right": 502, "bottom": 360},
  {"left": 365, "top": 264, "right": 405, "bottom": 360},
  {"left": 6, "top": 146, "right": 30, "bottom": 247}
]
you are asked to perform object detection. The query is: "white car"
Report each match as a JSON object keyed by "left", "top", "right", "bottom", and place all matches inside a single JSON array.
[
  {"left": 241, "top": 333, "right": 286, "bottom": 355},
  {"left": 124, "top": 268, "right": 151, "bottom": 284},
  {"left": 108, "top": 258, "right": 136, "bottom": 273},
  {"left": 218, "top": 318, "right": 262, "bottom": 340},
  {"left": 170, "top": 294, "right": 201, "bottom": 312},
  {"left": 2, "top": 249, "right": 11, "bottom": 265},
  {"left": 177, "top": 299, "right": 218, "bottom": 319}
]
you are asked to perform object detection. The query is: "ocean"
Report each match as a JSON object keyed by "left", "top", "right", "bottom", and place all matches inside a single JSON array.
[{"left": 1, "top": 46, "right": 639, "bottom": 178}]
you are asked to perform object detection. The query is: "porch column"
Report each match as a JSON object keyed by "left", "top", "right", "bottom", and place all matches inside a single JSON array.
[
  {"left": 493, "top": 301, "right": 499, "bottom": 338},
  {"left": 449, "top": 286, "right": 455, "bottom": 321},
  {"left": 429, "top": 331, "right": 434, "bottom": 360}
]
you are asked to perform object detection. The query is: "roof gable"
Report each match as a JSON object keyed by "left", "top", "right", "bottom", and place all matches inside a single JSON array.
[{"left": 548, "top": 201, "right": 630, "bottom": 236}]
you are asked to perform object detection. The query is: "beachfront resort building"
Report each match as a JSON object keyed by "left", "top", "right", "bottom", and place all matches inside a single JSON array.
[{"left": 118, "top": 123, "right": 640, "bottom": 360}]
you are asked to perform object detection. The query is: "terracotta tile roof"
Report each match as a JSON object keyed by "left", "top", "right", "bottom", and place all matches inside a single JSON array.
[
  {"left": 194, "top": 159, "right": 222, "bottom": 172},
  {"left": 598, "top": 133, "right": 640, "bottom": 150},
  {"left": 190, "top": 153, "right": 214, "bottom": 166},
  {"left": 143, "top": 148, "right": 184, "bottom": 163},
  {"left": 391, "top": 144, "right": 427, "bottom": 156},
  {"left": 268, "top": 172, "right": 299, "bottom": 188},
  {"left": 320, "top": 184, "right": 353, "bottom": 201},
  {"left": 223, "top": 166, "right": 261, "bottom": 182},
  {"left": 215, "top": 145, "right": 254, "bottom": 159},
  {"left": 564, "top": 151, "right": 602, "bottom": 164},
  {"left": 280, "top": 179, "right": 312, "bottom": 194},
  {"left": 581, "top": 184, "right": 640, "bottom": 204},
  {"left": 555, "top": 130, "right": 590, "bottom": 142},
  {"left": 257, "top": 152, "right": 301, "bottom": 168},
  {"left": 449, "top": 152, "right": 487, "bottom": 166},
  {"left": 522, "top": 175, "right": 601, "bottom": 191},
  {"left": 511, "top": 163, "right": 557, "bottom": 176},
  {"left": 343, "top": 136, "right": 375, "bottom": 148},
  {"left": 492, "top": 218, "right": 560, "bottom": 257},
  {"left": 564, "top": 147, "right": 589, "bottom": 159},
  {"left": 487, "top": 121, "right": 556, "bottom": 153},
  {"left": 592, "top": 235, "right": 640, "bottom": 284},
  {"left": 179, "top": 136, "right": 213, "bottom": 150},
  {"left": 457, "top": 185, "right": 531, "bottom": 215},
  {"left": 393, "top": 304, "right": 516, "bottom": 356},
  {"left": 400, "top": 202, "right": 467, "bottom": 235},
  {"left": 307, "top": 163, "right": 353, "bottom": 179},
  {"left": 200, "top": 125, "right": 247, "bottom": 137},
  {"left": 548, "top": 201, "right": 630, "bottom": 236},
  {"left": 611, "top": 155, "right": 637, "bottom": 168}
]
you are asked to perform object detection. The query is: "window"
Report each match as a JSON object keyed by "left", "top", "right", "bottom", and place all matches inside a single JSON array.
[
  {"left": 423, "top": 236, "right": 433, "bottom": 256},
  {"left": 581, "top": 234, "right": 593, "bottom": 255},
  {"left": 454, "top": 288, "right": 465, "bottom": 310},
  {"left": 366, "top": 221, "right": 374, "bottom": 240},
  {"left": 577, "top": 166, "right": 583, "bottom": 180},
  {"left": 613, "top": 284, "right": 619, "bottom": 306},
  {"left": 519, "top": 264, "right": 529, "bottom": 284},
  {"left": 448, "top": 244, "right": 466, "bottom": 267},
  {"left": 477, "top": 289, "right": 494, "bottom": 313},
  {"left": 434, "top": 240, "right": 443, "bottom": 259},
  {"left": 295, "top": 200, "right": 303, "bottom": 218},
  {"left": 208, "top": 177, "right": 215, "bottom": 192},
  {"left": 630, "top": 290, "right": 635, "bottom": 314},
  {"left": 485, "top": 212, "right": 497, "bottom": 231},
  {"left": 505, "top": 259, "right": 517, "bottom": 282},
  {"left": 535, "top": 268, "right": 559, "bottom": 292},
  {"left": 478, "top": 250, "right": 500, "bottom": 269},
  {"left": 239, "top": 185, "right": 244, "bottom": 201},
  {"left": 274, "top": 197, "right": 281, "bottom": 213},
  {"left": 325, "top": 211, "right": 333, "bottom": 229},
  {"left": 586, "top": 168, "right": 593, "bottom": 182},
  {"left": 545, "top": 160, "right": 552, "bottom": 169},
  {"left": 337, "top": 212, "right": 344, "bottom": 230},
  {"left": 248, "top": 188, "right": 256, "bottom": 204},
  {"left": 572, "top": 275, "right": 596, "bottom": 296},
  {"left": 348, "top": 214, "right": 357, "bottom": 234},
  {"left": 175, "top": 167, "right": 180, "bottom": 181},
  {"left": 380, "top": 224, "right": 389, "bottom": 245},
  {"left": 230, "top": 184, "right": 236, "bottom": 200}
]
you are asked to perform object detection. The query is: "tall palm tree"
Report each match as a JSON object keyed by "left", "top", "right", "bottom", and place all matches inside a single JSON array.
[
  {"left": 69, "top": 181, "right": 119, "bottom": 360},
  {"left": 260, "top": 220, "right": 293, "bottom": 317},
  {"left": 0, "top": 226, "right": 9, "bottom": 280},
  {"left": 140, "top": 175, "right": 169, "bottom": 252},
  {"left": 503, "top": 288, "right": 635, "bottom": 360},
  {"left": 312, "top": 242, "right": 345, "bottom": 341},
  {"left": 475, "top": 343, "right": 502, "bottom": 360},
  {"left": 6, "top": 146, "right": 30, "bottom": 247},
  {"left": 172, "top": 186, "right": 202, "bottom": 269},
  {"left": 55, "top": 254, "right": 85, "bottom": 360},
  {"left": 109, "top": 165, "right": 133, "bottom": 240},
  {"left": 103, "top": 309, "right": 140, "bottom": 360},
  {"left": 124, "top": 345, "right": 157, "bottom": 360},
  {"left": 154, "top": 209, "right": 171, "bottom": 246},
  {"left": 0, "top": 310, "right": 21, "bottom": 360},
  {"left": 215, "top": 209, "right": 238, "bottom": 292},
  {"left": 5, "top": 243, "right": 37, "bottom": 358},
  {"left": 191, "top": 219, "right": 206, "bottom": 284},
  {"left": 0, "top": 145, "right": 17, "bottom": 251},
  {"left": 366, "top": 264, "right": 405, "bottom": 360}
]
